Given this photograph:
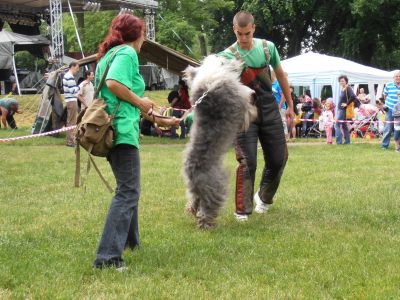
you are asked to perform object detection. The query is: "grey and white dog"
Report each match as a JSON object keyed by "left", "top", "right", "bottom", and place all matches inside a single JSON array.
[{"left": 183, "top": 55, "right": 257, "bottom": 229}]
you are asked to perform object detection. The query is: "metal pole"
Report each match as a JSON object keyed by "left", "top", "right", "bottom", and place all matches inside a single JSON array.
[
  {"left": 67, "top": 0, "right": 86, "bottom": 60},
  {"left": 50, "top": 0, "right": 64, "bottom": 66},
  {"left": 12, "top": 46, "right": 21, "bottom": 96}
]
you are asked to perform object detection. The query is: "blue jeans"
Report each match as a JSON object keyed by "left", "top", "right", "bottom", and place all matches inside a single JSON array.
[
  {"left": 94, "top": 144, "right": 140, "bottom": 266},
  {"left": 381, "top": 110, "right": 394, "bottom": 149},
  {"left": 335, "top": 109, "right": 350, "bottom": 144}
]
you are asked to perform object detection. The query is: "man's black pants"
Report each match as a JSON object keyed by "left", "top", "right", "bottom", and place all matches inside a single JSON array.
[{"left": 235, "top": 92, "right": 288, "bottom": 214}]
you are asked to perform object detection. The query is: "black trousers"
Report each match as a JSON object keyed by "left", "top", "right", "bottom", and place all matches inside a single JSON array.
[{"left": 235, "top": 92, "right": 288, "bottom": 214}]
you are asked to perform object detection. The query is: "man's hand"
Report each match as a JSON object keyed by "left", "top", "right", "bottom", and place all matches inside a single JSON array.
[
  {"left": 341, "top": 103, "right": 347, "bottom": 108},
  {"left": 286, "top": 107, "right": 295, "bottom": 119}
]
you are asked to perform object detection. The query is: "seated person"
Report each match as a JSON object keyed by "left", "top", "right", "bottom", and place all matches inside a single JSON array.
[
  {"left": 167, "top": 90, "right": 186, "bottom": 139},
  {"left": 358, "top": 88, "right": 370, "bottom": 104},
  {"left": 0, "top": 98, "right": 22, "bottom": 129},
  {"left": 140, "top": 117, "right": 161, "bottom": 137}
]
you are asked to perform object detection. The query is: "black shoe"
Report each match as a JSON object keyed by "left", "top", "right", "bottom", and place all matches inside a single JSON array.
[{"left": 93, "top": 257, "right": 127, "bottom": 271}]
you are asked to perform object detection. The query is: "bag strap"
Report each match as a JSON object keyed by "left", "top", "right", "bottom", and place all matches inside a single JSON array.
[
  {"left": 75, "top": 143, "right": 113, "bottom": 193},
  {"left": 75, "top": 144, "right": 81, "bottom": 188},
  {"left": 229, "top": 45, "right": 243, "bottom": 62},
  {"left": 87, "top": 152, "right": 114, "bottom": 193},
  {"left": 74, "top": 46, "right": 124, "bottom": 192},
  {"left": 262, "top": 39, "right": 271, "bottom": 64},
  {"left": 94, "top": 45, "right": 126, "bottom": 99}
]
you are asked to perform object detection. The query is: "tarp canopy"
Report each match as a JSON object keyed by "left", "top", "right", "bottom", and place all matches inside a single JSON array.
[
  {"left": 75, "top": 39, "right": 200, "bottom": 75},
  {"left": 0, "top": 30, "right": 49, "bottom": 69},
  {"left": 281, "top": 52, "right": 393, "bottom": 103}
]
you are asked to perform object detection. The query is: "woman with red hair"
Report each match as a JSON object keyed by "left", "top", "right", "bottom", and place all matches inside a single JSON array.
[{"left": 93, "top": 13, "right": 179, "bottom": 270}]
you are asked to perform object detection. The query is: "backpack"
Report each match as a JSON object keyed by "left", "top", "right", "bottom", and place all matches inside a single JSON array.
[
  {"left": 345, "top": 87, "right": 356, "bottom": 119},
  {"left": 74, "top": 46, "right": 124, "bottom": 192}
]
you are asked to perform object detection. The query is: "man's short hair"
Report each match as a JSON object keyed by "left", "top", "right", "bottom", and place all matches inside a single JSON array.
[
  {"left": 338, "top": 75, "right": 349, "bottom": 83},
  {"left": 233, "top": 11, "right": 254, "bottom": 27},
  {"left": 84, "top": 70, "right": 93, "bottom": 79},
  {"left": 69, "top": 61, "right": 79, "bottom": 69}
]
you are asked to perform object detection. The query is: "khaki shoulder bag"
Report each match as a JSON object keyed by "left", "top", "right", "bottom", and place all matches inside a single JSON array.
[{"left": 74, "top": 45, "right": 125, "bottom": 192}]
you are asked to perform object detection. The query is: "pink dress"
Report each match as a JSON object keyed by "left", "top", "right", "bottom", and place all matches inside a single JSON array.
[{"left": 322, "top": 110, "right": 334, "bottom": 144}]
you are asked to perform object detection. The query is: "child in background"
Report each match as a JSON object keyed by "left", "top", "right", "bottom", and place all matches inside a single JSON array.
[{"left": 322, "top": 101, "right": 334, "bottom": 144}]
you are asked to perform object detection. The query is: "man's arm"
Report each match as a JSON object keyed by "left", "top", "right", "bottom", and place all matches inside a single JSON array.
[
  {"left": 278, "top": 92, "right": 286, "bottom": 110},
  {"left": 274, "top": 64, "right": 294, "bottom": 117},
  {"left": 77, "top": 94, "right": 88, "bottom": 108}
]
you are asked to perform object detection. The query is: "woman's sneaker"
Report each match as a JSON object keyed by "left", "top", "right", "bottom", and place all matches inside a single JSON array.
[{"left": 254, "top": 191, "right": 270, "bottom": 213}]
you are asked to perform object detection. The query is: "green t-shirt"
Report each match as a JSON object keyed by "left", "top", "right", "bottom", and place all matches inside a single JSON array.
[
  {"left": 0, "top": 99, "right": 18, "bottom": 111},
  {"left": 219, "top": 38, "right": 280, "bottom": 69},
  {"left": 95, "top": 45, "right": 145, "bottom": 149}
]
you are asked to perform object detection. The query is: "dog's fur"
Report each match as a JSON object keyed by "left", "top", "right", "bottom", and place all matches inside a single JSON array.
[{"left": 183, "top": 55, "right": 257, "bottom": 229}]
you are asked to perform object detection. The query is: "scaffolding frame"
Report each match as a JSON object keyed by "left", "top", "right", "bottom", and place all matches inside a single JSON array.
[{"left": 48, "top": 0, "right": 157, "bottom": 63}]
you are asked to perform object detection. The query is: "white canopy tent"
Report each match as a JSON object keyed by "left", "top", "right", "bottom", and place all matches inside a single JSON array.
[
  {"left": 281, "top": 52, "right": 393, "bottom": 104},
  {"left": 0, "top": 30, "right": 49, "bottom": 95}
]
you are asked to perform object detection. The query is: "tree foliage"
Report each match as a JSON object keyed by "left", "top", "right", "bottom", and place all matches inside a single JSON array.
[
  {"left": 63, "top": 11, "right": 115, "bottom": 54},
  {"left": 58, "top": 0, "right": 400, "bottom": 69}
]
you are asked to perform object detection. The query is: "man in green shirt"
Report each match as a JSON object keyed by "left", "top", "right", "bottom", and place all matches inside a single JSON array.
[
  {"left": 219, "top": 11, "right": 294, "bottom": 221},
  {"left": 0, "top": 98, "right": 21, "bottom": 129}
]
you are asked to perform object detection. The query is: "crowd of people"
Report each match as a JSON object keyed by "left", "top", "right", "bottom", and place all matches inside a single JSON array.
[{"left": 277, "top": 70, "right": 400, "bottom": 150}]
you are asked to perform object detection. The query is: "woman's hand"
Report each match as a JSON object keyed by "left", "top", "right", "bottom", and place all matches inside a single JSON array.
[
  {"left": 139, "top": 97, "right": 156, "bottom": 114},
  {"left": 155, "top": 116, "right": 181, "bottom": 128},
  {"left": 341, "top": 103, "right": 347, "bottom": 108}
]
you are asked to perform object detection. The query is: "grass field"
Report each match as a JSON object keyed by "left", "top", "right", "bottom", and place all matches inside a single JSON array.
[{"left": 1, "top": 95, "right": 400, "bottom": 299}]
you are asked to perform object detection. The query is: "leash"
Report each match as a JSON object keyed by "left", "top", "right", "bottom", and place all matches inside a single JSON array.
[
  {"left": 179, "top": 91, "right": 209, "bottom": 122},
  {"left": 146, "top": 91, "right": 208, "bottom": 124}
]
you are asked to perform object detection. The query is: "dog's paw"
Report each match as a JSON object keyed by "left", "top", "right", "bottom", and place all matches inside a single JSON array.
[
  {"left": 197, "top": 215, "right": 217, "bottom": 230},
  {"left": 185, "top": 204, "right": 197, "bottom": 218},
  {"left": 197, "top": 220, "right": 217, "bottom": 230}
]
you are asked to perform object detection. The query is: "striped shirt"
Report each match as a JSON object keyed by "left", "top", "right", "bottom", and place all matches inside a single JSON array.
[
  {"left": 62, "top": 71, "right": 79, "bottom": 102},
  {"left": 383, "top": 81, "right": 400, "bottom": 111}
]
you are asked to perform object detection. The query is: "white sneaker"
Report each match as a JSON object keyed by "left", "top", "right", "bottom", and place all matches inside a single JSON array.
[
  {"left": 234, "top": 213, "right": 249, "bottom": 221},
  {"left": 254, "top": 191, "right": 270, "bottom": 214}
]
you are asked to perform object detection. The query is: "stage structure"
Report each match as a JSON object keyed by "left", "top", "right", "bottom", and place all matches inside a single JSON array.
[{"left": 0, "top": 0, "right": 158, "bottom": 64}]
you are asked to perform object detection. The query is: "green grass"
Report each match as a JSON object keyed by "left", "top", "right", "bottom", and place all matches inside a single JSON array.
[
  {"left": 1, "top": 94, "right": 399, "bottom": 298},
  {"left": 1, "top": 130, "right": 400, "bottom": 299}
]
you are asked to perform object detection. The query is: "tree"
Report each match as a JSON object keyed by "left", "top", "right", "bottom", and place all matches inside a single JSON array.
[
  {"left": 60, "top": 0, "right": 400, "bottom": 69},
  {"left": 156, "top": 0, "right": 234, "bottom": 58},
  {"left": 63, "top": 11, "right": 116, "bottom": 54}
]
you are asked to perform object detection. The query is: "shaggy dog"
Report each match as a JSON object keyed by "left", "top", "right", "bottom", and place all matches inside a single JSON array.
[{"left": 183, "top": 55, "right": 257, "bottom": 229}]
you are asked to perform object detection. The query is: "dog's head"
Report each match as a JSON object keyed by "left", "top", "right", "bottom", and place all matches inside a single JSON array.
[
  {"left": 183, "top": 55, "right": 257, "bottom": 129},
  {"left": 183, "top": 55, "right": 243, "bottom": 89}
]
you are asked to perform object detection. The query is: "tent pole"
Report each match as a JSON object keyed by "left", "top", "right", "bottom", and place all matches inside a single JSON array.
[
  {"left": 12, "top": 46, "right": 21, "bottom": 96},
  {"left": 67, "top": 0, "right": 87, "bottom": 70}
]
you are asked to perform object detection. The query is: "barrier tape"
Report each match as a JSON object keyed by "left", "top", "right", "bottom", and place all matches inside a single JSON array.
[
  {"left": 1, "top": 118, "right": 399, "bottom": 143},
  {"left": 298, "top": 118, "right": 400, "bottom": 124},
  {"left": 0, "top": 126, "right": 76, "bottom": 143}
]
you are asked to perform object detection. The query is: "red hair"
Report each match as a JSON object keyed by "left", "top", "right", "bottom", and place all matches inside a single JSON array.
[{"left": 97, "top": 14, "right": 145, "bottom": 60}]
